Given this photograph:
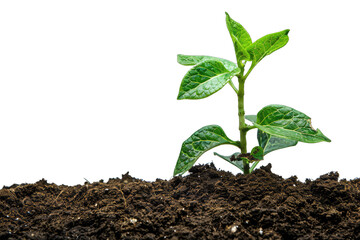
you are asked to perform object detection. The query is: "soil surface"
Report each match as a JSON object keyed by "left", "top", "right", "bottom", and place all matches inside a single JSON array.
[{"left": 1, "top": 163, "right": 360, "bottom": 240}]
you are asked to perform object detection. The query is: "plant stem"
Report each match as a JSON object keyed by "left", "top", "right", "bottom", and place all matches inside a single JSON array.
[
  {"left": 228, "top": 80, "right": 238, "bottom": 94},
  {"left": 250, "top": 161, "right": 260, "bottom": 173},
  {"left": 243, "top": 62, "right": 256, "bottom": 80},
  {"left": 237, "top": 76, "right": 249, "bottom": 174}
]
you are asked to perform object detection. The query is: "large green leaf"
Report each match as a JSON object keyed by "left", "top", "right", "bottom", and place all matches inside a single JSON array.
[
  {"left": 258, "top": 130, "right": 298, "bottom": 155},
  {"left": 246, "top": 115, "right": 298, "bottom": 155},
  {"left": 253, "top": 105, "right": 331, "bottom": 143},
  {"left": 225, "top": 12, "right": 252, "bottom": 64},
  {"left": 177, "top": 60, "right": 240, "bottom": 100},
  {"left": 246, "top": 29, "right": 289, "bottom": 65},
  {"left": 177, "top": 54, "right": 238, "bottom": 72},
  {"left": 174, "top": 125, "right": 238, "bottom": 176}
]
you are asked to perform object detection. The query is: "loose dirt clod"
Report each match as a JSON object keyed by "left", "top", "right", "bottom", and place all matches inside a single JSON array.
[{"left": 1, "top": 163, "right": 360, "bottom": 239}]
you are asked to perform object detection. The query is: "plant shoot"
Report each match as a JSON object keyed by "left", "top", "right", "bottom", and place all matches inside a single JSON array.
[{"left": 173, "top": 13, "right": 331, "bottom": 176}]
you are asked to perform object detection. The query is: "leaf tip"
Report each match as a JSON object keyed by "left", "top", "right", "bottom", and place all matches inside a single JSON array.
[
  {"left": 324, "top": 135, "right": 331, "bottom": 143},
  {"left": 316, "top": 128, "right": 331, "bottom": 143}
]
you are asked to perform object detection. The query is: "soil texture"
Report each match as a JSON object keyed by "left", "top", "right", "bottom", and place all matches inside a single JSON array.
[{"left": 1, "top": 163, "right": 360, "bottom": 239}]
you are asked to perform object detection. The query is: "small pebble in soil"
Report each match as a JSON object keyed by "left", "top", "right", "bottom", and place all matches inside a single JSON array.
[
  {"left": 230, "top": 225, "right": 238, "bottom": 233},
  {"left": 129, "top": 218, "right": 137, "bottom": 224}
]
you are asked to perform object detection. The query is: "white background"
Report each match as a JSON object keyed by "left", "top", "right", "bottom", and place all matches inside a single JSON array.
[{"left": 1, "top": 0, "right": 359, "bottom": 186}]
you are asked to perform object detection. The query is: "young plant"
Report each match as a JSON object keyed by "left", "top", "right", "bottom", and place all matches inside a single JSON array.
[{"left": 173, "top": 12, "right": 331, "bottom": 176}]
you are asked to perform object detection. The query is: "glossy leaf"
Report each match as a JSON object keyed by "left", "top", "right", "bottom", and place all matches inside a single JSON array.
[
  {"left": 247, "top": 29, "right": 289, "bottom": 65},
  {"left": 214, "top": 152, "right": 243, "bottom": 171},
  {"left": 258, "top": 130, "right": 297, "bottom": 155},
  {"left": 254, "top": 105, "right": 331, "bottom": 143},
  {"left": 246, "top": 115, "right": 298, "bottom": 155},
  {"left": 174, "top": 125, "right": 238, "bottom": 176},
  {"left": 225, "top": 12, "right": 252, "bottom": 64},
  {"left": 177, "top": 54, "right": 238, "bottom": 72},
  {"left": 177, "top": 60, "right": 240, "bottom": 100},
  {"left": 250, "top": 146, "right": 264, "bottom": 160}
]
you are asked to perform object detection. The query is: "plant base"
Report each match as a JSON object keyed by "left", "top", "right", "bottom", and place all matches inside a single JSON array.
[{"left": 1, "top": 164, "right": 359, "bottom": 239}]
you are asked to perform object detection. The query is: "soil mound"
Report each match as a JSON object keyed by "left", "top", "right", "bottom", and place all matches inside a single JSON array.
[{"left": 1, "top": 164, "right": 360, "bottom": 239}]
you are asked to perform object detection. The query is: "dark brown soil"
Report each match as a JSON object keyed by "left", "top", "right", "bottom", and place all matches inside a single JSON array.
[{"left": 1, "top": 163, "right": 360, "bottom": 240}]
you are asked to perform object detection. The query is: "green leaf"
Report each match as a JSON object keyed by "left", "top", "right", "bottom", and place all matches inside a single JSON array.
[
  {"left": 246, "top": 115, "right": 298, "bottom": 155},
  {"left": 177, "top": 54, "right": 238, "bottom": 72},
  {"left": 177, "top": 60, "right": 240, "bottom": 100},
  {"left": 254, "top": 104, "right": 331, "bottom": 143},
  {"left": 245, "top": 115, "right": 257, "bottom": 123},
  {"left": 246, "top": 29, "right": 289, "bottom": 65},
  {"left": 174, "top": 125, "right": 238, "bottom": 176},
  {"left": 250, "top": 146, "right": 264, "bottom": 160},
  {"left": 214, "top": 152, "right": 244, "bottom": 171},
  {"left": 225, "top": 12, "right": 252, "bottom": 64},
  {"left": 258, "top": 130, "right": 297, "bottom": 155}
]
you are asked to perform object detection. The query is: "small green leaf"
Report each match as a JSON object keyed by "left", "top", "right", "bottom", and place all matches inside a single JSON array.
[
  {"left": 225, "top": 12, "right": 252, "bottom": 64},
  {"left": 246, "top": 115, "right": 298, "bottom": 155},
  {"left": 254, "top": 105, "right": 331, "bottom": 143},
  {"left": 214, "top": 152, "right": 244, "bottom": 171},
  {"left": 258, "top": 130, "right": 297, "bottom": 155},
  {"left": 177, "top": 54, "right": 238, "bottom": 72},
  {"left": 177, "top": 60, "right": 240, "bottom": 100},
  {"left": 250, "top": 146, "right": 264, "bottom": 160},
  {"left": 247, "top": 29, "right": 289, "bottom": 65},
  {"left": 174, "top": 125, "right": 238, "bottom": 176},
  {"left": 245, "top": 115, "right": 257, "bottom": 123},
  {"left": 225, "top": 13, "right": 252, "bottom": 48}
]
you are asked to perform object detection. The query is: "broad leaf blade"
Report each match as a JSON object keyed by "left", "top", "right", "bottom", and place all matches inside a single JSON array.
[
  {"left": 177, "top": 54, "right": 238, "bottom": 72},
  {"left": 246, "top": 115, "right": 298, "bottom": 155},
  {"left": 254, "top": 105, "right": 331, "bottom": 143},
  {"left": 258, "top": 130, "right": 297, "bottom": 155},
  {"left": 174, "top": 125, "right": 238, "bottom": 176},
  {"left": 247, "top": 29, "right": 289, "bottom": 65},
  {"left": 225, "top": 12, "right": 252, "bottom": 64},
  {"left": 177, "top": 60, "right": 239, "bottom": 100},
  {"left": 214, "top": 152, "right": 244, "bottom": 172}
]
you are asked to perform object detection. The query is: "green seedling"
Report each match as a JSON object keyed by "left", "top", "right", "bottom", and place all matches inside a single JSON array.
[{"left": 173, "top": 12, "right": 331, "bottom": 176}]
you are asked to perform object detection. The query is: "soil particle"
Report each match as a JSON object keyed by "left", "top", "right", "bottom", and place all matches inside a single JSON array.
[{"left": 1, "top": 163, "right": 360, "bottom": 239}]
